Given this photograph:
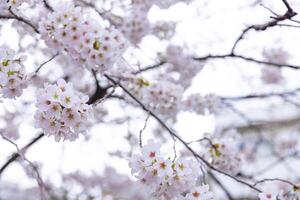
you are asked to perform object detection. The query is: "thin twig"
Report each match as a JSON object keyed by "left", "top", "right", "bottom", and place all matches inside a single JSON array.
[
  {"left": 92, "top": 86, "right": 116, "bottom": 106},
  {"left": 35, "top": 53, "right": 59, "bottom": 74},
  {"left": 43, "top": 0, "right": 54, "bottom": 12},
  {"left": 231, "top": 0, "right": 297, "bottom": 53},
  {"left": 8, "top": 8, "right": 40, "bottom": 34},
  {"left": 139, "top": 112, "right": 151, "bottom": 147},
  {"left": 134, "top": 61, "right": 166, "bottom": 74},
  {"left": 194, "top": 53, "right": 300, "bottom": 69},
  {"left": 253, "top": 178, "right": 298, "bottom": 188},
  {"left": 0, "top": 133, "right": 44, "bottom": 176},
  {"left": 104, "top": 73, "right": 262, "bottom": 192},
  {"left": 0, "top": 133, "right": 47, "bottom": 200}
]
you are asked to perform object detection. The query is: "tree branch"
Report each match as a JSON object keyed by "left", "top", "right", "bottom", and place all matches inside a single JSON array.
[
  {"left": 104, "top": 73, "right": 262, "bottom": 192},
  {"left": 43, "top": 0, "right": 54, "bottom": 12},
  {"left": 0, "top": 133, "right": 44, "bottom": 176},
  {"left": 231, "top": 0, "right": 297, "bottom": 54},
  {"left": 6, "top": 8, "right": 40, "bottom": 34},
  {"left": 194, "top": 53, "right": 300, "bottom": 69}
]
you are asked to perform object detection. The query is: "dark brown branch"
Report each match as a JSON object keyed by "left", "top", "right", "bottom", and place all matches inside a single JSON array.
[
  {"left": 0, "top": 133, "right": 44, "bottom": 176},
  {"left": 87, "top": 70, "right": 109, "bottom": 105},
  {"left": 104, "top": 74, "right": 262, "bottom": 192},
  {"left": 231, "top": 0, "right": 297, "bottom": 54},
  {"left": 253, "top": 178, "right": 298, "bottom": 188},
  {"left": 194, "top": 53, "right": 300, "bottom": 69},
  {"left": 277, "top": 23, "right": 300, "bottom": 28},
  {"left": 209, "top": 171, "right": 234, "bottom": 200},
  {"left": 7, "top": 8, "right": 40, "bottom": 34},
  {"left": 134, "top": 61, "right": 166, "bottom": 74},
  {"left": 43, "top": 0, "right": 54, "bottom": 12},
  {"left": 35, "top": 53, "right": 59, "bottom": 74},
  {"left": 221, "top": 87, "right": 300, "bottom": 101},
  {"left": 248, "top": 151, "right": 299, "bottom": 178}
]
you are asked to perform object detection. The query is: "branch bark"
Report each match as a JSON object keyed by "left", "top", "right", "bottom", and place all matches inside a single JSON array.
[{"left": 0, "top": 133, "right": 44, "bottom": 176}]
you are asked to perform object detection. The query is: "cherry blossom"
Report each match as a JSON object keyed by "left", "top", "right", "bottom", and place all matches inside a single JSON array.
[
  {"left": 0, "top": 45, "right": 29, "bottom": 99},
  {"left": 184, "top": 185, "right": 214, "bottom": 200},
  {"left": 260, "top": 48, "right": 289, "bottom": 84},
  {"left": 166, "top": 45, "right": 203, "bottom": 89},
  {"left": 183, "top": 94, "right": 220, "bottom": 115},
  {"left": 117, "top": 4, "right": 152, "bottom": 44},
  {"left": 205, "top": 137, "right": 242, "bottom": 175},
  {"left": 258, "top": 192, "right": 278, "bottom": 200},
  {"left": 129, "top": 140, "right": 212, "bottom": 199},
  {"left": 1, "top": 0, "right": 300, "bottom": 199},
  {"left": 34, "top": 79, "right": 92, "bottom": 141},
  {"left": 39, "top": 3, "right": 127, "bottom": 72}
]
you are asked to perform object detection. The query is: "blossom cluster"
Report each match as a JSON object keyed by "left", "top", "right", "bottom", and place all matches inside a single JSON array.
[
  {"left": 166, "top": 45, "right": 203, "bottom": 89},
  {"left": 205, "top": 137, "right": 242, "bottom": 175},
  {"left": 258, "top": 191, "right": 300, "bottom": 200},
  {"left": 34, "top": 79, "right": 92, "bottom": 142},
  {"left": 39, "top": 4, "right": 127, "bottom": 72},
  {"left": 183, "top": 94, "right": 220, "bottom": 115},
  {"left": 129, "top": 140, "right": 214, "bottom": 199},
  {"left": 124, "top": 77, "right": 184, "bottom": 120},
  {"left": 152, "top": 21, "right": 176, "bottom": 40},
  {"left": 0, "top": 109, "right": 22, "bottom": 140},
  {"left": 124, "top": 76, "right": 221, "bottom": 119},
  {"left": 261, "top": 48, "right": 288, "bottom": 84},
  {"left": 109, "top": 0, "right": 187, "bottom": 45},
  {"left": 0, "top": 45, "right": 29, "bottom": 99},
  {"left": 118, "top": 4, "right": 152, "bottom": 44}
]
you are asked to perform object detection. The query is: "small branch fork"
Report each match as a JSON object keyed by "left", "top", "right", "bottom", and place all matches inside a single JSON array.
[
  {"left": 87, "top": 70, "right": 112, "bottom": 105},
  {"left": 0, "top": 133, "right": 47, "bottom": 200},
  {"left": 104, "top": 73, "right": 300, "bottom": 197},
  {"left": 194, "top": 53, "right": 300, "bottom": 69},
  {"left": 0, "top": 0, "right": 298, "bottom": 197},
  {"left": 231, "top": 0, "right": 297, "bottom": 54},
  {"left": 0, "top": 8, "right": 40, "bottom": 34},
  {"left": 104, "top": 73, "right": 262, "bottom": 193},
  {"left": 0, "top": 133, "right": 44, "bottom": 176}
]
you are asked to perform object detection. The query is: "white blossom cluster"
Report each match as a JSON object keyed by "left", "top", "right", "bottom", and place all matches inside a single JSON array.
[
  {"left": 34, "top": 79, "right": 92, "bottom": 142},
  {"left": 0, "top": 45, "right": 29, "bottom": 99},
  {"left": 258, "top": 191, "right": 300, "bottom": 200},
  {"left": 153, "top": 21, "right": 176, "bottom": 40},
  {"left": 259, "top": 192, "right": 278, "bottom": 200},
  {"left": 183, "top": 94, "right": 220, "bottom": 115},
  {"left": 261, "top": 48, "right": 289, "bottom": 84},
  {"left": 110, "top": 0, "right": 187, "bottom": 45},
  {"left": 39, "top": 4, "right": 127, "bottom": 72},
  {"left": 123, "top": 76, "right": 220, "bottom": 119},
  {"left": 205, "top": 137, "right": 242, "bottom": 175},
  {"left": 129, "top": 140, "right": 214, "bottom": 199},
  {"left": 118, "top": 4, "right": 152, "bottom": 44},
  {"left": 0, "top": 109, "right": 22, "bottom": 140},
  {"left": 124, "top": 77, "right": 184, "bottom": 120},
  {"left": 143, "top": 80, "right": 184, "bottom": 119},
  {"left": 166, "top": 45, "right": 203, "bottom": 89},
  {"left": 261, "top": 66, "right": 283, "bottom": 84}
]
